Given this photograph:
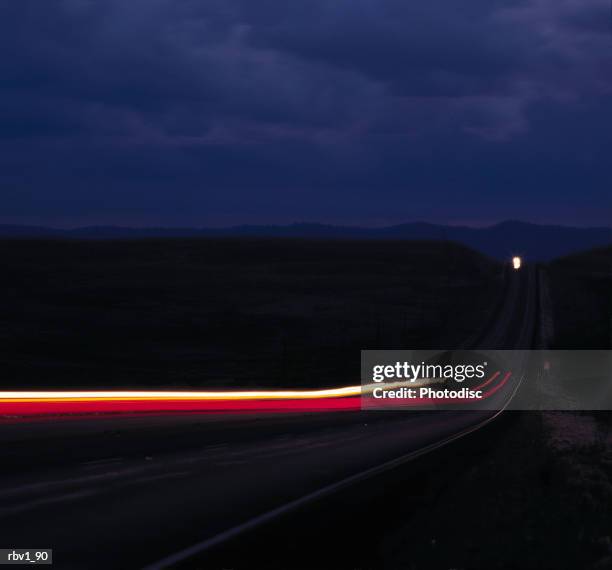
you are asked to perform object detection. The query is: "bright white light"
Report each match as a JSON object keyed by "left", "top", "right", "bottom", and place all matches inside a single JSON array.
[{"left": 512, "top": 256, "right": 522, "bottom": 270}]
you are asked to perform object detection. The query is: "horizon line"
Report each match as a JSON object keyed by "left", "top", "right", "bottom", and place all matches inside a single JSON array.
[{"left": 1, "top": 219, "right": 611, "bottom": 232}]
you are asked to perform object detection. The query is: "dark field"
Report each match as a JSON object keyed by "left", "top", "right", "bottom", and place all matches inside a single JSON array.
[
  {"left": 546, "top": 246, "right": 612, "bottom": 349},
  {"left": 0, "top": 239, "right": 501, "bottom": 389}
]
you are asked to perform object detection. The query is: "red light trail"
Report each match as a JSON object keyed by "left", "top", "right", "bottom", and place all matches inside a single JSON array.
[{"left": 0, "top": 371, "right": 511, "bottom": 420}]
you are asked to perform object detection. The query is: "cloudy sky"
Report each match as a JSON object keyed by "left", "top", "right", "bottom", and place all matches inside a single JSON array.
[{"left": 1, "top": 0, "right": 611, "bottom": 227}]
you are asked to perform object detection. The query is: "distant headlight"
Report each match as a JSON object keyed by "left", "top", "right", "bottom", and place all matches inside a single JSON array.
[{"left": 512, "top": 256, "right": 522, "bottom": 270}]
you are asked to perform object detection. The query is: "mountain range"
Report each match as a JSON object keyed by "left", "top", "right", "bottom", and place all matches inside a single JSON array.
[{"left": 0, "top": 221, "right": 610, "bottom": 261}]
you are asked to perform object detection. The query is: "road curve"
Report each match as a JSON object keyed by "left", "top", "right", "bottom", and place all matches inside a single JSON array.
[{"left": 0, "top": 266, "right": 538, "bottom": 569}]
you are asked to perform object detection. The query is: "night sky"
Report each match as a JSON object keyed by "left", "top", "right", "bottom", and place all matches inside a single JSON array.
[{"left": 1, "top": 0, "right": 611, "bottom": 227}]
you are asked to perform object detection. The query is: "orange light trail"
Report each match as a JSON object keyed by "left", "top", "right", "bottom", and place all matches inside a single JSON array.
[{"left": 0, "top": 371, "right": 511, "bottom": 420}]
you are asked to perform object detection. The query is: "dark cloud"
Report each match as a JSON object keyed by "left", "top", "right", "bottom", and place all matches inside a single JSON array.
[{"left": 0, "top": 0, "right": 610, "bottom": 226}]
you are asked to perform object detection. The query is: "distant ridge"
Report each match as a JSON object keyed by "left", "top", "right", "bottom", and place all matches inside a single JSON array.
[{"left": 0, "top": 221, "right": 610, "bottom": 261}]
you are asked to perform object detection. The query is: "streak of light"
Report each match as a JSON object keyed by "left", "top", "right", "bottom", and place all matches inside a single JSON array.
[
  {"left": 0, "top": 386, "right": 361, "bottom": 403},
  {"left": 0, "top": 371, "right": 511, "bottom": 419}
]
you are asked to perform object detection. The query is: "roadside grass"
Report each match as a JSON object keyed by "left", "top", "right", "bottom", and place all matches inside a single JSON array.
[
  {"left": 546, "top": 246, "right": 612, "bottom": 349},
  {"left": 0, "top": 238, "right": 501, "bottom": 389}
]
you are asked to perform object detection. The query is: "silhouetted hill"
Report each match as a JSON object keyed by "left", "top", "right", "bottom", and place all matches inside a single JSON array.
[{"left": 0, "top": 221, "right": 609, "bottom": 261}]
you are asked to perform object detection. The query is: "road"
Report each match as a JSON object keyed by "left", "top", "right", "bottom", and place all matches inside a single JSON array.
[{"left": 0, "top": 266, "right": 538, "bottom": 569}]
